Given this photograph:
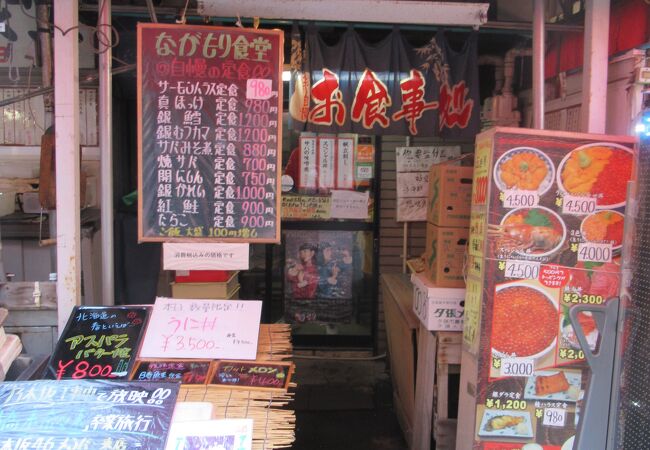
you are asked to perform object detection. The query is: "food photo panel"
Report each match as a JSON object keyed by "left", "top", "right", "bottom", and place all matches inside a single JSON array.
[{"left": 489, "top": 279, "right": 561, "bottom": 378}]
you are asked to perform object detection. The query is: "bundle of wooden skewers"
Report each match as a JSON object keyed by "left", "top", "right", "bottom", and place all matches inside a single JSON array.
[{"left": 177, "top": 323, "right": 296, "bottom": 449}]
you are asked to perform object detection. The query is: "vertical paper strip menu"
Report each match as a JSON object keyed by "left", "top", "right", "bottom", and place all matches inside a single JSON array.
[
  {"left": 336, "top": 135, "right": 355, "bottom": 189},
  {"left": 317, "top": 135, "right": 336, "bottom": 192},
  {"left": 299, "top": 134, "right": 317, "bottom": 190},
  {"left": 137, "top": 24, "right": 283, "bottom": 242}
]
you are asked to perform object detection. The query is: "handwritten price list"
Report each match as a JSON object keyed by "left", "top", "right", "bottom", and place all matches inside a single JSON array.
[
  {"left": 43, "top": 306, "right": 150, "bottom": 381},
  {"left": 138, "top": 24, "right": 283, "bottom": 242}
]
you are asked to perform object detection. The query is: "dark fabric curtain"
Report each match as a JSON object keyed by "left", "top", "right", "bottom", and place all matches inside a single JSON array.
[{"left": 112, "top": 72, "right": 160, "bottom": 305}]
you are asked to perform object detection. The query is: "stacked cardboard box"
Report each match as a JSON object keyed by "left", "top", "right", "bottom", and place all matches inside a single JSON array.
[
  {"left": 422, "top": 162, "right": 473, "bottom": 288},
  {"left": 171, "top": 271, "right": 240, "bottom": 300},
  {"left": 0, "top": 307, "right": 22, "bottom": 381}
]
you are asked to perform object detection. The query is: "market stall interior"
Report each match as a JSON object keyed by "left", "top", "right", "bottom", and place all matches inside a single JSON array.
[{"left": 1, "top": 0, "right": 649, "bottom": 449}]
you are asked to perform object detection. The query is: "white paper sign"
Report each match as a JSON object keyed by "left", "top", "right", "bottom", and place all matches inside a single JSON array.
[
  {"left": 577, "top": 242, "right": 613, "bottom": 263},
  {"left": 563, "top": 194, "right": 597, "bottom": 215},
  {"left": 397, "top": 197, "right": 427, "bottom": 222},
  {"left": 139, "top": 297, "right": 262, "bottom": 360},
  {"left": 504, "top": 260, "right": 540, "bottom": 280},
  {"left": 396, "top": 172, "right": 429, "bottom": 198},
  {"left": 336, "top": 137, "right": 355, "bottom": 189},
  {"left": 330, "top": 190, "right": 369, "bottom": 219},
  {"left": 163, "top": 243, "right": 249, "bottom": 270},
  {"left": 299, "top": 136, "right": 317, "bottom": 189},
  {"left": 543, "top": 408, "right": 567, "bottom": 427},
  {"left": 166, "top": 419, "right": 253, "bottom": 450},
  {"left": 500, "top": 357, "right": 534, "bottom": 377},
  {"left": 502, "top": 189, "right": 540, "bottom": 208},
  {"left": 395, "top": 145, "right": 461, "bottom": 172}
]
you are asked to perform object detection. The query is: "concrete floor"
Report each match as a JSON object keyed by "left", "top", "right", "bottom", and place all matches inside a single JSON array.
[{"left": 292, "top": 358, "right": 408, "bottom": 450}]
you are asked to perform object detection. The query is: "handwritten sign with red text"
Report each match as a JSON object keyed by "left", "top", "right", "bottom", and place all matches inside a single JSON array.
[
  {"left": 43, "top": 306, "right": 150, "bottom": 380},
  {"left": 138, "top": 297, "right": 262, "bottom": 360},
  {"left": 137, "top": 23, "right": 283, "bottom": 243}
]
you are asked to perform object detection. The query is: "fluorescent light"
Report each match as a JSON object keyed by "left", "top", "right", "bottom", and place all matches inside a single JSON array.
[{"left": 198, "top": 1, "right": 489, "bottom": 27}]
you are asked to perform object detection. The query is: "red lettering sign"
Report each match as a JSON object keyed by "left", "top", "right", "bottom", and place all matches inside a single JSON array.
[{"left": 351, "top": 69, "right": 391, "bottom": 128}]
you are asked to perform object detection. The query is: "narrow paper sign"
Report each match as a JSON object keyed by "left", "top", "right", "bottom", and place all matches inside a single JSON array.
[{"left": 163, "top": 243, "right": 249, "bottom": 270}]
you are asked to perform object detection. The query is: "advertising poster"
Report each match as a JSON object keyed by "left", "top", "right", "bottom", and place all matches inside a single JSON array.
[
  {"left": 284, "top": 230, "right": 354, "bottom": 324},
  {"left": 462, "top": 128, "right": 635, "bottom": 450}
]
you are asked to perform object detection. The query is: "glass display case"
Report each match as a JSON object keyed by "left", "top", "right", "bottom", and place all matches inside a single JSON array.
[{"left": 243, "top": 130, "right": 380, "bottom": 349}]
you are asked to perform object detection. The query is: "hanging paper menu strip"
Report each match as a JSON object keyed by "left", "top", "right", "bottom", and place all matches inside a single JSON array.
[
  {"left": 137, "top": 23, "right": 283, "bottom": 243},
  {"left": 42, "top": 306, "right": 150, "bottom": 380},
  {"left": 138, "top": 297, "right": 262, "bottom": 360},
  {"left": 299, "top": 134, "right": 318, "bottom": 190},
  {"left": 318, "top": 135, "right": 336, "bottom": 192},
  {"left": 336, "top": 135, "right": 356, "bottom": 189},
  {"left": 0, "top": 379, "right": 178, "bottom": 449}
]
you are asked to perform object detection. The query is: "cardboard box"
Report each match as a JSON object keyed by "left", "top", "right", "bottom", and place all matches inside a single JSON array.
[
  {"left": 423, "top": 224, "right": 468, "bottom": 288},
  {"left": 171, "top": 272, "right": 239, "bottom": 299},
  {"left": 411, "top": 273, "right": 465, "bottom": 331},
  {"left": 427, "top": 163, "right": 473, "bottom": 227}
]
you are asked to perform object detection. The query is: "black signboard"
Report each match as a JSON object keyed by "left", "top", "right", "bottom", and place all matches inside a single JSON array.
[
  {"left": 209, "top": 360, "right": 294, "bottom": 391},
  {"left": 132, "top": 359, "right": 211, "bottom": 385},
  {"left": 137, "top": 23, "right": 283, "bottom": 242},
  {"left": 43, "top": 306, "right": 150, "bottom": 380},
  {"left": 0, "top": 380, "right": 178, "bottom": 449}
]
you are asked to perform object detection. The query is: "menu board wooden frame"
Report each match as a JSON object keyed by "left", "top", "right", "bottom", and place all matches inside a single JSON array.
[{"left": 137, "top": 23, "right": 284, "bottom": 243}]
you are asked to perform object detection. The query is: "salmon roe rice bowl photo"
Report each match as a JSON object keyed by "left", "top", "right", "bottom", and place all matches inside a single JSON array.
[{"left": 492, "top": 285, "right": 558, "bottom": 357}]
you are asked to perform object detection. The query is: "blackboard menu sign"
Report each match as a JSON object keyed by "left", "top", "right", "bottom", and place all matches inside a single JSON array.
[
  {"left": 0, "top": 379, "right": 178, "bottom": 449},
  {"left": 137, "top": 23, "right": 283, "bottom": 243},
  {"left": 132, "top": 359, "right": 212, "bottom": 386},
  {"left": 209, "top": 360, "right": 294, "bottom": 391},
  {"left": 43, "top": 306, "right": 150, "bottom": 380}
]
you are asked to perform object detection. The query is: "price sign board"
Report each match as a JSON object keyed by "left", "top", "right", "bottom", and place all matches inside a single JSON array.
[
  {"left": 137, "top": 23, "right": 283, "bottom": 242},
  {"left": 139, "top": 297, "right": 262, "bottom": 360},
  {"left": 43, "top": 306, "right": 150, "bottom": 380},
  {"left": 0, "top": 380, "right": 178, "bottom": 449},
  {"left": 131, "top": 359, "right": 212, "bottom": 386},
  {"left": 209, "top": 360, "right": 294, "bottom": 391}
]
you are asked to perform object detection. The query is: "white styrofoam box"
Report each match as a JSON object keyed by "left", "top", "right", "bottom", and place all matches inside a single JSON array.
[{"left": 411, "top": 272, "right": 465, "bottom": 331}]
